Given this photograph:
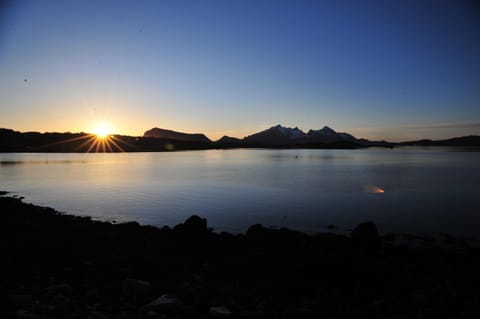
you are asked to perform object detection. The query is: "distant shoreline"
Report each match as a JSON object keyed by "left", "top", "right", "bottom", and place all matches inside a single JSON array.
[{"left": 2, "top": 128, "right": 479, "bottom": 153}]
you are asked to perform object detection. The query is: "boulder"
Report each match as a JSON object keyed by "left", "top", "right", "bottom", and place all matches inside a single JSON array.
[
  {"left": 282, "top": 307, "right": 317, "bottom": 319},
  {"left": 183, "top": 215, "right": 208, "bottom": 232},
  {"left": 122, "top": 278, "right": 153, "bottom": 302},
  {"left": 43, "top": 283, "right": 73, "bottom": 297},
  {"left": 51, "top": 293, "right": 69, "bottom": 306},
  {"left": 8, "top": 294, "right": 33, "bottom": 307},
  {"left": 13, "top": 310, "right": 39, "bottom": 319},
  {"left": 351, "top": 222, "right": 382, "bottom": 251},
  {"left": 209, "top": 306, "right": 232, "bottom": 318},
  {"left": 174, "top": 215, "right": 208, "bottom": 235},
  {"left": 143, "top": 294, "right": 182, "bottom": 312},
  {"left": 246, "top": 224, "right": 307, "bottom": 249},
  {"left": 142, "top": 311, "right": 168, "bottom": 319}
]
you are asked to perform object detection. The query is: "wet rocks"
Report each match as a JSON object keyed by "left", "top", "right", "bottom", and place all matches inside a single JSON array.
[
  {"left": 351, "top": 221, "right": 382, "bottom": 251},
  {"left": 8, "top": 294, "right": 33, "bottom": 308},
  {"left": 43, "top": 283, "right": 73, "bottom": 296},
  {"left": 282, "top": 307, "right": 317, "bottom": 319},
  {"left": 174, "top": 214, "right": 208, "bottom": 235},
  {"left": 122, "top": 278, "right": 153, "bottom": 302},
  {"left": 209, "top": 306, "right": 232, "bottom": 318},
  {"left": 3, "top": 196, "right": 480, "bottom": 319},
  {"left": 143, "top": 294, "right": 183, "bottom": 312},
  {"left": 13, "top": 309, "right": 39, "bottom": 319},
  {"left": 246, "top": 224, "right": 308, "bottom": 250}
]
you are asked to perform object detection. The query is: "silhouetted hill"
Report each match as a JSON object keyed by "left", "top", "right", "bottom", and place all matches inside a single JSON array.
[
  {"left": 307, "top": 126, "right": 357, "bottom": 143},
  {"left": 0, "top": 129, "right": 211, "bottom": 152},
  {"left": 214, "top": 136, "right": 243, "bottom": 148},
  {"left": 144, "top": 127, "right": 211, "bottom": 143},
  {"left": 397, "top": 135, "right": 480, "bottom": 147},
  {"left": 1, "top": 127, "right": 478, "bottom": 152}
]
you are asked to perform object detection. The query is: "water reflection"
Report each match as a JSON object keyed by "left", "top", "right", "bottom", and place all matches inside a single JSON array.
[
  {"left": 1, "top": 148, "right": 479, "bottom": 237},
  {"left": 1, "top": 160, "right": 88, "bottom": 165},
  {"left": 364, "top": 184, "right": 385, "bottom": 194}
]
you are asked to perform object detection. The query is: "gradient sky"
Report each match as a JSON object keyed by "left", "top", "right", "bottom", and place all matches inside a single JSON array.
[{"left": 1, "top": 0, "right": 479, "bottom": 141}]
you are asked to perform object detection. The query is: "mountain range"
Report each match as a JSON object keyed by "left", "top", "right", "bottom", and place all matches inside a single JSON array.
[
  {"left": 144, "top": 124, "right": 392, "bottom": 148},
  {"left": 0, "top": 125, "right": 479, "bottom": 152}
]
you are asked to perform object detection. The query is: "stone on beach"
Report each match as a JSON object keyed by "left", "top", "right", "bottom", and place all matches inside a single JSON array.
[
  {"left": 174, "top": 215, "right": 208, "bottom": 234},
  {"left": 209, "top": 306, "right": 232, "bottom": 318},
  {"left": 143, "top": 294, "right": 183, "bottom": 312},
  {"left": 351, "top": 221, "right": 382, "bottom": 251},
  {"left": 122, "top": 278, "right": 153, "bottom": 302}
]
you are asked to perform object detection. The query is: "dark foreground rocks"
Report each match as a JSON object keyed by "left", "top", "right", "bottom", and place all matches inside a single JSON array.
[{"left": 1, "top": 196, "right": 480, "bottom": 318}]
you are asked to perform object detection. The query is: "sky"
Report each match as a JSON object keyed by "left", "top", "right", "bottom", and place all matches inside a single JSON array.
[{"left": 0, "top": 0, "right": 479, "bottom": 141}]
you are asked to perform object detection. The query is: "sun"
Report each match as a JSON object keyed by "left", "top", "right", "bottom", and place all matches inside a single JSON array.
[
  {"left": 93, "top": 124, "right": 110, "bottom": 139},
  {"left": 55, "top": 122, "right": 127, "bottom": 152}
]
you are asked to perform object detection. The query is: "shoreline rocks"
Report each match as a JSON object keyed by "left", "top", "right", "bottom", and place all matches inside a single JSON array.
[{"left": 1, "top": 196, "right": 479, "bottom": 318}]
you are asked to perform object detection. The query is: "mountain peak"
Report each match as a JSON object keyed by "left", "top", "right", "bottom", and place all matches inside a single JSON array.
[
  {"left": 307, "top": 126, "right": 335, "bottom": 135},
  {"left": 269, "top": 124, "right": 305, "bottom": 135},
  {"left": 320, "top": 126, "right": 336, "bottom": 133}
]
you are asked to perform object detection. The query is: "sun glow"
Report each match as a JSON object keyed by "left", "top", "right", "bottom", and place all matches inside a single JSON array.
[
  {"left": 36, "top": 121, "right": 132, "bottom": 153},
  {"left": 94, "top": 124, "right": 110, "bottom": 139}
]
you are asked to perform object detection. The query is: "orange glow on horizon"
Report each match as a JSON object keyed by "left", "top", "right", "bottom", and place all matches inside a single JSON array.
[{"left": 92, "top": 122, "right": 112, "bottom": 139}]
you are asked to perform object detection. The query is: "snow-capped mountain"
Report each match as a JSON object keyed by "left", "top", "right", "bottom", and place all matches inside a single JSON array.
[
  {"left": 274, "top": 125, "right": 306, "bottom": 139},
  {"left": 244, "top": 125, "right": 307, "bottom": 145},
  {"left": 244, "top": 124, "right": 360, "bottom": 146}
]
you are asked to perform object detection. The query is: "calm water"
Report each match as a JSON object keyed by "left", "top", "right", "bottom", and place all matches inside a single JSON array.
[{"left": 1, "top": 148, "right": 480, "bottom": 237}]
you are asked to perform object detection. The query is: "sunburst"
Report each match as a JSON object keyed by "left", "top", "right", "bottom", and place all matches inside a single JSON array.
[{"left": 37, "top": 129, "right": 135, "bottom": 153}]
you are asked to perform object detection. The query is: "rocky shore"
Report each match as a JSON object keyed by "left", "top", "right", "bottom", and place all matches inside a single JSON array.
[{"left": 1, "top": 195, "right": 479, "bottom": 319}]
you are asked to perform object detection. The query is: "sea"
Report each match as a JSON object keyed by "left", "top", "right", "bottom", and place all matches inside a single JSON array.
[{"left": 1, "top": 147, "right": 479, "bottom": 237}]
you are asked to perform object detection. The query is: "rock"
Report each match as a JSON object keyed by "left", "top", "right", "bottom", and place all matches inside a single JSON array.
[
  {"left": 85, "top": 288, "right": 100, "bottom": 302},
  {"left": 235, "top": 310, "right": 266, "bottom": 319},
  {"left": 209, "top": 306, "right": 232, "bottom": 318},
  {"left": 8, "top": 294, "right": 33, "bottom": 307},
  {"left": 183, "top": 215, "right": 208, "bottom": 233},
  {"left": 458, "top": 307, "right": 480, "bottom": 319},
  {"left": 90, "top": 311, "right": 111, "bottom": 319},
  {"left": 246, "top": 224, "right": 307, "bottom": 248},
  {"left": 142, "top": 311, "right": 168, "bottom": 319},
  {"left": 327, "top": 224, "right": 337, "bottom": 230},
  {"left": 122, "top": 278, "right": 153, "bottom": 302},
  {"left": 51, "top": 293, "right": 69, "bottom": 305},
  {"left": 282, "top": 308, "right": 317, "bottom": 319},
  {"left": 351, "top": 222, "right": 382, "bottom": 251},
  {"left": 417, "top": 307, "right": 438, "bottom": 319},
  {"left": 13, "top": 310, "right": 39, "bottom": 319},
  {"left": 44, "top": 283, "right": 73, "bottom": 295},
  {"left": 246, "top": 224, "right": 268, "bottom": 240},
  {"left": 143, "top": 294, "right": 182, "bottom": 312}
]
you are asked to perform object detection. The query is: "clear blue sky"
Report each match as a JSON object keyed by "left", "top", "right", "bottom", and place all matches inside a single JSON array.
[{"left": 1, "top": 0, "right": 479, "bottom": 141}]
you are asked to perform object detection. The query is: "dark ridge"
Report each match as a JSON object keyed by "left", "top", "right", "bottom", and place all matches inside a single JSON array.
[
  {"left": 2, "top": 127, "right": 479, "bottom": 152},
  {"left": 144, "top": 127, "right": 211, "bottom": 143},
  {"left": 213, "top": 135, "right": 243, "bottom": 148},
  {"left": 397, "top": 135, "right": 480, "bottom": 147}
]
